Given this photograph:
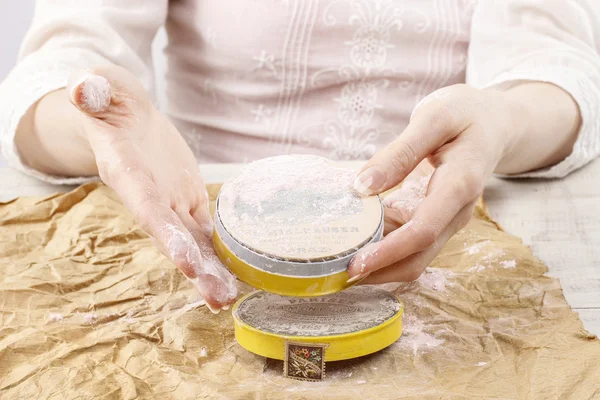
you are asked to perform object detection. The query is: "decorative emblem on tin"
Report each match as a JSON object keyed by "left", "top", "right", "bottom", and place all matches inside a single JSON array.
[{"left": 284, "top": 342, "right": 328, "bottom": 381}]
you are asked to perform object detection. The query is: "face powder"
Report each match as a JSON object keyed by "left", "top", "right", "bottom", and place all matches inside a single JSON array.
[
  {"left": 232, "top": 286, "right": 404, "bottom": 380},
  {"left": 213, "top": 155, "right": 384, "bottom": 297}
]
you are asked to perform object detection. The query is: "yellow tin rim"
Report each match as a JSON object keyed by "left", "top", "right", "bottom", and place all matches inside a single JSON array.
[
  {"left": 232, "top": 291, "right": 404, "bottom": 362},
  {"left": 213, "top": 228, "right": 357, "bottom": 297}
]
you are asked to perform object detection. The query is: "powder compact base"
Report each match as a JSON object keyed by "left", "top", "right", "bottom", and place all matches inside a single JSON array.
[{"left": 212, "top": 155, "right": 404, "bottom": 380}]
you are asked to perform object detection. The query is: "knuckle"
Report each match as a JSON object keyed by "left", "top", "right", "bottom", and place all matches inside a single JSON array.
[
  {"left": 416, "top": 224, "right": 441, "bottom": 248},
  {"left": 133, "top": 198, "right": 157, "bottom": 230},
  {"left": 428, "top": 101, "right": 458, "bottom": 133},
  {"left": 404, "top": 267, "right": 423, "bottom": 282},
  {"left": 459, "top": 170, "right": 485, "bottom": 200},
  {"left": 132, "top": 196, "right": 167, "bottom": 233},
  {"left": 388, "top": 141, "right": 417, "bottom": 175}
]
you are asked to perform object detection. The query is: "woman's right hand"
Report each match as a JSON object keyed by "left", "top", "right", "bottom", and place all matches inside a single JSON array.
[{"left": 66, "top": 65, "right": 237, "bottom": 312}]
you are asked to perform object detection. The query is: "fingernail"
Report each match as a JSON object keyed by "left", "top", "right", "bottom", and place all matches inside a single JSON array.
[
  {"left": 68, "top": 71, "right": 110, "bottom": 113},
  {"left": 347, "top": 273, "right": 364, "bottom": 284},
  {"left": 354, "top": 166, "right": 387, "bottom": 195},
  {"left": 206, "top": 303, "right": 221, "bottom": 314}
]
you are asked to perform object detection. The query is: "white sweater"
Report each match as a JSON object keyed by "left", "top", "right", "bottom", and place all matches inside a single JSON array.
[{"left": 1, "top": 0, "right": 600, "bottom": 184}]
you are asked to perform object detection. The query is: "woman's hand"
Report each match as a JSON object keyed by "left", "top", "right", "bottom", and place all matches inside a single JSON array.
[
  {"left": 348, "top": 83, "right": 580, "bottom": 284},
  {"left": 66, "top": 66, "right": 237, "bottom": 311}
]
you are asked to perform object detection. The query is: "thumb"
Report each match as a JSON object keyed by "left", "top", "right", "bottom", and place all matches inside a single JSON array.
[{"left": 67, "top": 70, "right": 111, "bottom": 114}]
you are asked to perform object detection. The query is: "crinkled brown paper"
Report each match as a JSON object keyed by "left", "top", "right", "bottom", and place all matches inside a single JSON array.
[{"left": 0, "top": 183, "right": 598, "bottom": 399}]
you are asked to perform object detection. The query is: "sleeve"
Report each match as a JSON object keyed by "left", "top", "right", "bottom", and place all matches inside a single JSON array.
[
  {"left": 0, "top": 0, "right": 168, "bottom": 184},
  {"left": 466, "top": 0, "right": 600, "bottom": 178}
]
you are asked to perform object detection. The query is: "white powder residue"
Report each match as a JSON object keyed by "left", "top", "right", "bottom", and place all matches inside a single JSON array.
[
  {"left": 354, "top": 243, "right": 379, "bottom": 274},
  {"left": 218, "top": 155, "right": 381, "bottom": 260},
  {"left": 199, "top": 348, "right": 208, "bottom": 357},
  {"left": 465, "top": 240, "right": 491, "bottom": 255},
  {"left": 219, "top": 155, "right": 363, "bottom": 229},
  {"left": 48, "top": 312, "right": 63, "bottom": 322},
  {"left": 468, "top": 264, "right": 486, "bottom": 273},
  {"left": 70, "top": 73, "right": 111, "bottom": 113},
  {"left": 476, "top": 362, "right": 487, "bottom": 367},
  {"left": 181, "top": 299, "right": 207, "bottom": 312},
  {"left": 467, "top": 246, "right": 511, "bottom": 273},
  {"left": 82, "top": 313, "right": 98, "bottom": 324},
  {"left": 383, "top": 175, "right": 431, "bottom": 214},
  {"left": 417, "top": 268, "right": 454, "bottom": 292},
  {"left": 398, "top": 314, "right": 444, "bottom": 355},
  {"left": 164, "top": 224, "right": 238, "bottom": 307},
  {"left": 123, "top": 311, "right": 136, "bottom": 324}
]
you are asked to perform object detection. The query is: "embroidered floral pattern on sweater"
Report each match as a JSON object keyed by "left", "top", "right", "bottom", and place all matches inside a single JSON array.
[{"left": 310, "top": 0, "right": 407, "bottom": 160}]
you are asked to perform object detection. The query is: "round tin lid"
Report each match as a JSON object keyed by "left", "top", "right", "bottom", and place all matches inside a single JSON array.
[
  {"left": 218, "top": 155, "right": 383, "bottom": 262},
  {"left": 232, "top": 286, "right": 404, "bottom": 362}
]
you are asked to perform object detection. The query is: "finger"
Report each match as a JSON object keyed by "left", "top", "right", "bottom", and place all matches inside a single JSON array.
[
  {"left": 383, "top": 207, "right": 407, "bottom": 236},
  {"left": 360, "top": 238, "right": 443, "bottom": 284},
  {"left": 178, "top": 212, "right": 238, "bottom": 311},
  {"left": 100, "top": 156, "right": 236, "bottom": 310},
  {"left": 67, "top": 70, "right": 111, "bottom": 114},
  {"left": 190, "top": 181, "right": 214, "bottom": 237},
  {"left": 382, "top": 174, "right": 431, "bottom": 233},
  {"left": 349, "top": 163, "right": 478, "bottom": 278},
  {"left": 360, "top": 200, "right": 475, "bottom": 284},
  {"left": 353, "top": 92, "right": 466, "bottom": 195}
]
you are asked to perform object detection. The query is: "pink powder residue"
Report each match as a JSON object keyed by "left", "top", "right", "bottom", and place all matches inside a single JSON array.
[
  {"left": 464, "top": 240, "right": 491, "bottom": 255},
  {"left": 398, "top": 314, "right": 444, "bottom": 355},
  {"left": 383, "top": 175, "right": 431, "bottom": 214},
  {"left": 48, "top": 312, "right": 64, "bottom": 322},
  {"left": 219, "top": 155, "right": 361, "bottom": 226},
  {"left": 82, "top": 313, "right": 98, "bottom": 324},
  {"left": 468, "top": 264, "right": 486, "bottom": 273},
  {"left": 500, "top": 259, "right": 516, "bottom": 269},
  {"left": 417, "top": 268, "right": 454, "bottom": 291}
]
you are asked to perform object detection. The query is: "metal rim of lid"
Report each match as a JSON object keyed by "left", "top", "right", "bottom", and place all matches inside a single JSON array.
[{"left": 214, "top": 195, "right": 384, "bottom": 278}]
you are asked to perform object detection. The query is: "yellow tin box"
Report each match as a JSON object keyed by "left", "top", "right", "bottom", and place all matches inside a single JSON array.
[
  {"left": 232, "top": 286, "right": 404, "bottom": 380},
  {"left": 213, "top": 155, "right": 384, "bottom": 297}
]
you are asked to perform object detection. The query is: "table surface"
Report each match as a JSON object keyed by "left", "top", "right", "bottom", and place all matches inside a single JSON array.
[{"left": 1, "top": 161, "right": 598, "bottom": 336}]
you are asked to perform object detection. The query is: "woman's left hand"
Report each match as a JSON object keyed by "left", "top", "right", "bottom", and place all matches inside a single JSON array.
[{"left": 348, "top": 84, "right": 524, "bottom": 284}]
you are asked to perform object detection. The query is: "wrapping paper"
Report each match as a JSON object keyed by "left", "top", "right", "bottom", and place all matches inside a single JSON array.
[{"left": 0, "top": 183, "right": 598, "bottom": 399}]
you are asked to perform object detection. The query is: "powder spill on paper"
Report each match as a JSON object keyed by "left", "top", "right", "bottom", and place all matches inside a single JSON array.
[
  {"left": 476, "top": 362, "right": 488, "bottom": 367},
  {"left": 82, "top": 313, "right": 98, "bottom": 324},
  {"left": 398, "top": 314, "right": 444, "bottom": 355},
  {"left": 199, "top": 348, "right": 208, "bottom": 357},
  {"left": 465, "top": 240, "right": 491, "bottom": 255},
  {"left": 48, "top": 313, "right": 64, "bottom": 322},
  {"left": 123, "top": 311, "right": 136, "bottom": 324},
  {"left": 417, "top": 268, "right": 455, "bottom": 292},
  {"left": 465, "top": 240, "right": 513, "bottom": 273},
  {"left": 500, "top": 259, "right": 516, "bottom": 269}
]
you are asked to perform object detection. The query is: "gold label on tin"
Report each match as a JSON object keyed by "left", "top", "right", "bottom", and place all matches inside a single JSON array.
[
  {"left": 234, "top": 286, "right": 402, "bottom": 337},
  {"left": 284, "top": 342, "right": 328, "bottom": 381}
]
